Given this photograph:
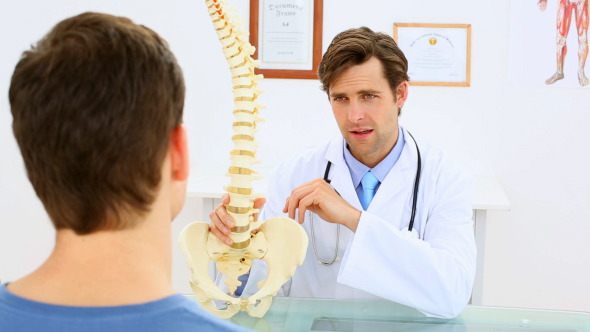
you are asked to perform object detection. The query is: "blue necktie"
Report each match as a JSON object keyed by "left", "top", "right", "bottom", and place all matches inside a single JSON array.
[{"left": 360, "top": 171, "right": 379, "bottom": 210}]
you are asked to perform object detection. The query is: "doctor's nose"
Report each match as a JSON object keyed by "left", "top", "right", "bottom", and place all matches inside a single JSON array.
[{"left": 347, "top": 101, "right": 365, "bottom": 123}]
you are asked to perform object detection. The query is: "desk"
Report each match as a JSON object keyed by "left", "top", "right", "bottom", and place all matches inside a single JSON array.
[
  {"left": 471, "top": 176, "right": 510, "bottom": 305},
  {"left": 187, "top": 167, "right": 510, "bottom": 306},
  {"left": 190, "top": 296, "right": 590, "bottom": 331}
]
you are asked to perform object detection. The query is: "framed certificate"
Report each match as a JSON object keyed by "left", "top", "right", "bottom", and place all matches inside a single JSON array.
[
  {"left": 394, "top": 23, "right": 471, "bottom": 87},
  {"left": 249, "top": 0, "right": 323, "bottom": 79}
]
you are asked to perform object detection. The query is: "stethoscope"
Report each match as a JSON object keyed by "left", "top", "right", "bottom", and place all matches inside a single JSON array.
[{"left": 310, "top": 132, "right": 422, "bottom": 265}]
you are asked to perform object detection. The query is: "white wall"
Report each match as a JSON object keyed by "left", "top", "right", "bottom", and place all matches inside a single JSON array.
[{"left": 1, "top": 0, "right": 589, "bottom": 313}]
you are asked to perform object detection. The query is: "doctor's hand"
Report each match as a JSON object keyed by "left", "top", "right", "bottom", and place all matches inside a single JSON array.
[
  {"left": 209, "top": 194, "right": 266, "bottom": 246},
  {"left": 283, "top": 178, "right": 362, "bottom": 232},
  {"left": 537, "top": 0, "right": 547, "bottom": 11}
]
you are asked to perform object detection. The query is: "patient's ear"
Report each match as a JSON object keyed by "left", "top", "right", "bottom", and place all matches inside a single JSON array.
[{"left": 169, "top": 125, "right": 189, "bottom": 181}]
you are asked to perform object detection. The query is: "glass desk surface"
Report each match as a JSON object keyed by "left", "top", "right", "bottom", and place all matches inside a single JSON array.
[{"left": 186, "top": 296, "right": 590, "bottom": 332}]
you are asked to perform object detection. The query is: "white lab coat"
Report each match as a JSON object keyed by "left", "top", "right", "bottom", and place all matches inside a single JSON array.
[{"left": 240, "top": 128, "right": 476, "bottom": 318}]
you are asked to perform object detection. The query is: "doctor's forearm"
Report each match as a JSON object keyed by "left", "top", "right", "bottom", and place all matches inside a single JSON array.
[{"left": 338, "top": 213, "right": 475, "bottom": 318}]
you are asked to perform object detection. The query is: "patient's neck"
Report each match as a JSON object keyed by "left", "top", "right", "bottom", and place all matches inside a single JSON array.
[{"left": 7, "top": 208, "right": 175, "bottom": 306}]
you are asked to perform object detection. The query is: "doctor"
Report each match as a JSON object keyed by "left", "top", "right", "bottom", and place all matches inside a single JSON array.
[{"left": 210, "top": 26, "right": 476, "bottom": 319}]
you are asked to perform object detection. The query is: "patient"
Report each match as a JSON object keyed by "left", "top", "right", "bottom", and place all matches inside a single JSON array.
[{"left": 0, "top": 12, "right": 248, "bottom": 332}]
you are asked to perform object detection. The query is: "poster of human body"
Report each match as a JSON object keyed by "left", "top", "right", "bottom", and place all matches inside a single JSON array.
[{"left": 510, "top": 0, "right": 589, "bottom": 88}]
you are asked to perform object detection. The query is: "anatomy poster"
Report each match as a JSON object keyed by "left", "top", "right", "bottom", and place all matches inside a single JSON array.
[{"left": 509, "top": 0, "right": 589, "bottom": 88}]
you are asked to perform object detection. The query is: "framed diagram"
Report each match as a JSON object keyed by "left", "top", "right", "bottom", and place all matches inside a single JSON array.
[
  {"left": 249, "top": 0, "right": 323, "bottom": 79},
  {"left": 394, "top": 23, "right": 471, "bottom": 86}
]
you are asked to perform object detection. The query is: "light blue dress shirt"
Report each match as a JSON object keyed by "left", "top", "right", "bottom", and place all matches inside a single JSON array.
[{"left": 343, "top": 126, "right": 406, "bottom": 199}]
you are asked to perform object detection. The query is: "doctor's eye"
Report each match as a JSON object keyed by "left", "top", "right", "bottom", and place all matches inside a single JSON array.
[{"left": 363, "top": 94, "right": 376, "bottom": 100}]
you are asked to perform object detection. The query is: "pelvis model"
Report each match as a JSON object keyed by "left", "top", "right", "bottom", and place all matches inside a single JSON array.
[{"left": 178, "top": 0, "right": 309, "bottom": 319}]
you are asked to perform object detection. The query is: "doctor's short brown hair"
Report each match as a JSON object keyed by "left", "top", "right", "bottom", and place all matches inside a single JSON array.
[
  {"left": 318, "top": 26, "right": 409, "bottom": 112},
  {"left": 9, "top": 12, "right": 185, "bottom": 234}
]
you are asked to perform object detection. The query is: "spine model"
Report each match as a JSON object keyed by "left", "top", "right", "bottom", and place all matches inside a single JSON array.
[
  {"left": 178, "top": 0, "right": 308, "bottom": 319},
  {"left": 208, "top": 0, "right": 264, "bottom": 250}
]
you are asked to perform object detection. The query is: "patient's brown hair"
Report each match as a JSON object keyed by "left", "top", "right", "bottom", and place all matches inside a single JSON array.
[
  {"left": 318, "top": 26, "right": 409, "bottom": 114},
  {"left": 9, "top": 12, "right": 185, "bottom": 234}
]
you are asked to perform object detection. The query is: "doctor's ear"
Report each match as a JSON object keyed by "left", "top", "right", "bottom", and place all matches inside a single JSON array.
[{"left": 395, "top": 81, "right": 409, "bottom": 108}]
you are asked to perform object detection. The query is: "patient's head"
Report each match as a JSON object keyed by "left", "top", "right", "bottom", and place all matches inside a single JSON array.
[{"left": 9, "top": 12, "right": 185, "bottom": 234}]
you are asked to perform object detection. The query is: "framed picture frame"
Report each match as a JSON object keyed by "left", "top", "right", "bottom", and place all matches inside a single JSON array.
[
  {"left": 249, "top": 0, "right": 323, "bottom": 79},
  {"left": 393, "top": 23, "right": 471, "bottom": 87}
]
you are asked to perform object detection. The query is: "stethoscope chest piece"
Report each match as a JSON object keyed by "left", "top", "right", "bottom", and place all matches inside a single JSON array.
[{"left": 400, "top": 226, "right": 419, "bottom": 239}]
